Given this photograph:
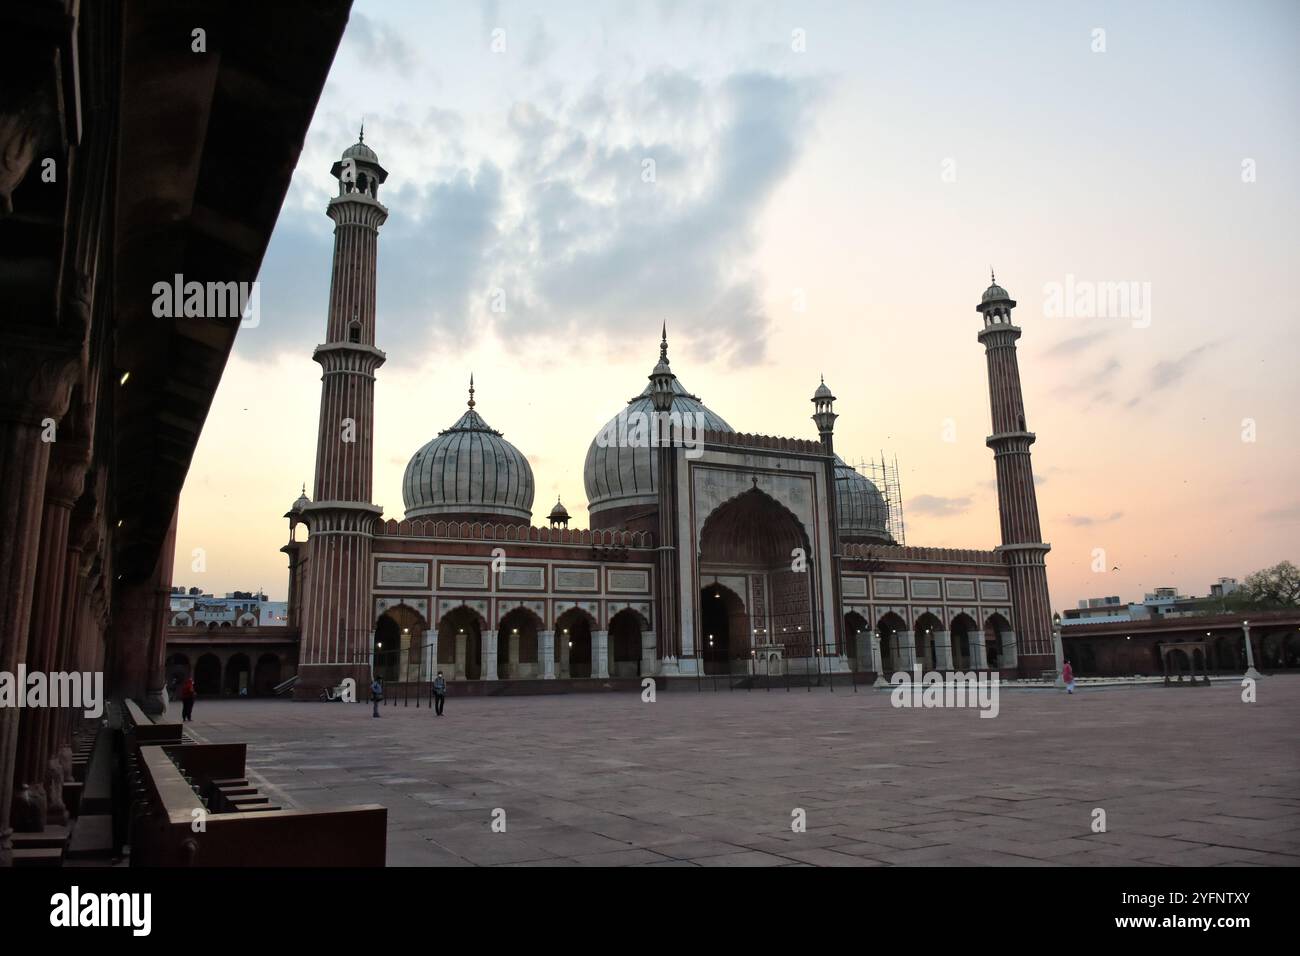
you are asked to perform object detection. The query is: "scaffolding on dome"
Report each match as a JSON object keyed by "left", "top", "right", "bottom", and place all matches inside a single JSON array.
[{"left": 852, "top": 454, "right": 906, "bottom": 546}]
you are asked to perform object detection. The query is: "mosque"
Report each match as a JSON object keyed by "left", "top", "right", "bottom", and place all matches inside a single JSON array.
[{"left": 284, "top": 134, "right": 1057, "bottom": 698}]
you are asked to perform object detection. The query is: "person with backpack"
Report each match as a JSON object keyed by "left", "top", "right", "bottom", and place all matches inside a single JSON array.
[
  {"left": 371, "top": 675, "right": 384, "bottom": 717},
  {"left": 179, "top": 676, "right": 197, "bottom": 721},
  {"left": 433, "top": 671, "right": 447, "bottom": 716}
]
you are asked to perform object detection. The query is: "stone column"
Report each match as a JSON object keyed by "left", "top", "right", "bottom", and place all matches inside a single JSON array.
[
  {"left": 481, "top": 630, "right": 499, "bottom": 680},
  {"left": 507, "top": 631, "right": 520, "bottom": 679},
  {"left": 971, "top": 633, "right": 989, "bottom": 669},
  {"left": 933, "top": 630, "right": 953, "bottom": 671},
  {"left": 593, "top": 630, "right": 609, "bottom": 679},
  {"left": 0, "top": 343, "right": 80, "bottom": 862},
  {"left": 1001, "top": 630, "right": 1019, "bottom": 671},
  {"left": 14, "top": 439, "right": 87, "bottom": 829},
  {"left": 454, "top": 633, "right": 467, "bottom": 679},
  {"left": 641, "top": 630, "right": 657, "bottom": 677},
  {"left": 895, "top": 630, "right": 916, "bottom": 670},
  {"left": 539, "top": 630, "right": 556, "bottom": 679},
  {"left": 560, "top": 633, "right": 571, "bottom": 678},
  {"left": 423, "top": 633, "right": 438, "bottom": 682}
]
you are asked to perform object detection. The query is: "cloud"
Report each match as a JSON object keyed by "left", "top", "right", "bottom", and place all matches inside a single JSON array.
[
  {"left": 241, "top": 69, "right": 822, "bottom": 369},
  {"left": 1041, "top": 329, "right": 1114, "bottom": 359},
  {"left": 1065, "top": 511, "right": 1124, "bottom": 527},
  {"left": 1258, "top": 502, "right": 1300, "bottom": 523},
  {"left": 344, "top": 12, "right": 417, "bottom": 73},
  {"left": 1150, "top": 341, "right": 1214, "bottom": 390},
  {"left": 908, "top": 494, "right": 973, "bottom": 517}
]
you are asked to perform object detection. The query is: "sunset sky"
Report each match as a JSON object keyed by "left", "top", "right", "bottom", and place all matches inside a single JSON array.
[{"left": 174, "top": 0, "right": 1299, "bottom": 609}]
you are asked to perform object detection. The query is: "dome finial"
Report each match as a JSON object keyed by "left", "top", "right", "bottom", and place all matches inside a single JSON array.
[
  {"left": 660, "top": 321, "right": 668, "bottom": 362},
  {"left": 467, "top": 373, "right": 475, "bottom": 409},
  {"left": 359, "top": 118, "right": 365, "bottom": 144},
  {"left": 990, "top": 265, "right": 996, "bottom": 284}
]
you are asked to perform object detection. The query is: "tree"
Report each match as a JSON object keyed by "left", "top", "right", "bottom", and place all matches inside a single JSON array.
[{"left": 1227, "top": 561, "right": 1300, "bottom": 611}]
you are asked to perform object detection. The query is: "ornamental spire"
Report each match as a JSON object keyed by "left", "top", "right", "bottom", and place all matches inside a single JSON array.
[{"left": 467, "top": 373, "right": 475, "bottom": 409}]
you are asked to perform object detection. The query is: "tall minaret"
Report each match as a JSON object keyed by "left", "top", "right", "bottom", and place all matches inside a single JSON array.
[
  {"left": 294, "top": 130, "right": 389, "bottom": 699},
  {"left": 977, "top": 273, "right": 1053, "bottom": 676},
  {"left": 811, "top": 377, "right": 846, "bottom": 668}
]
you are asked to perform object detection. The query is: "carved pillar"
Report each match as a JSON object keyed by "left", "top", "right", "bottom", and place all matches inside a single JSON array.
[
  {"left": 640, "top": 629, "right": 657, "bottom": 677},
  {"left": 895, "top": 630, "right": 916, "bottom": 670},
  {"left": 971, "top": 632, "right": 989, "bottom": 669},
  {"left": 539, "top": 630, "right": 556, "bottom": 679},
  {"left": 593, "top": 630, "right": 610, "bottom": 679},
  {"left": 1001, "top": 630, "right": 1019, "bottom": 671},
  {"left": 0, "top": 343, "right": 81, "bottom": 864},
  {"left": 481, "top": 630, "right": 498, "bottom": 681},
  {"left": 507, "top": 631, "right": 520, "bottom": 679},
  {"left": 870, "top": 633, "right": 887, "bottom": 686},
  {"left": 933, "top": 630, "right": 953, "bottom": 671},
  {"left": 14, "top": 439, "right": 87, "bottom": 828},
  {"left": 560, "top": 632, "right": 571, "bottom": 678},
  {"left": 454, "top": 633, "right": 466, "bottom": 679}
]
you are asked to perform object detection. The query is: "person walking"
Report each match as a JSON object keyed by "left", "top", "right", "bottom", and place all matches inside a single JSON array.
[
  {"left": 1062, "top": 660, "right": 1076, "bottom": 694},
  {"left": 433, "top": 671, "right": 447, "bottom": 716},
  {"left": 371, "top": 675, "right": 384, "bottom": 717},
  {"left": 180, "top": 676, "right": 197, "bottom": 722}
]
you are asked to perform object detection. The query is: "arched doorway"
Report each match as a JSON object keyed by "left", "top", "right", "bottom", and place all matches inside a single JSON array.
[
  {"left": 438, "top": 606, "right": 484, "bottom": 681},
  {"left": 376, "top": 604, "right": 429, "bottom": 682},
  {"left": 877, "top": 612, "right": 907, "bottom": 675},
  {"left": 195, "top": 654, "right": 221, "bottom": 696},
  {"left": 951, "top": 613, "right": 978, "bottom": 670},
  {"left": 914, "top": 612, "right": 943, "bottom": 671},
  {"left": 253, "top": 654, "right": 281, "bottom": 696},
  {"left": 698, "top": 487, "right": 814, "bottom": 669},
  {"left": 224, "top": 653, "right": 250, "bottom": 696},
  {"left": 985, "top": 613, "right": 1011, "bottom": 671},
  {"left": 700, "top": 583, "right": 746, "bottom": 675},
  {"left": 497, "top": 607, "right": 542, "bottom": 679},
  {"left": 844, "top": 611, "right": 870, "bottom": 669},
  {"left": 609, "top": 608, "right": 648, "bottom": 677},
  {"left": 556, "top": 607, "right": 594, "bottom": 679}
]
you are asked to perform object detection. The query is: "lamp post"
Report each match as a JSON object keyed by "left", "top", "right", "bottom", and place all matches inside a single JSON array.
[{"left": 1242, "top": 620, "right": 1262, "bottom": 680}]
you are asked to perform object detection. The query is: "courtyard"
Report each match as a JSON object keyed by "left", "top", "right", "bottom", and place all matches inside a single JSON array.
[{"left": 187, "top": 679, "right": 1300, "bottom": 866}]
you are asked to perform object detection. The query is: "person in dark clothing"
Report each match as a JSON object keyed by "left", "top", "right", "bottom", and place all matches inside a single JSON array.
[
  {"left": 433, "top": 671, "right": 447, "bottom": 716},
  {"left": 179, "top": 676, "right": 197, "bottom": 721},
  {"left": 371, "top": 676, "right": 384, "bottom": 717}
]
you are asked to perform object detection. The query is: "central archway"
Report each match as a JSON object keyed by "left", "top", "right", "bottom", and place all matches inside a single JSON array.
[{"left": 697, "top": 487, "right": 816, "bottom": 667}]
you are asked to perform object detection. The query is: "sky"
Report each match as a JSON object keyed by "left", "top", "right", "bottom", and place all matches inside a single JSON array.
[{"left": 174, "top": 0, "right": 1300, "bottom": 609}]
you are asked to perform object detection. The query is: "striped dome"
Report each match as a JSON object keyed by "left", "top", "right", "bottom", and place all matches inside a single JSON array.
[
  {"left": 402, "top": 395, "right": 534, "bottom": 522},
  {"left": 584, "top": 375, "right": 733, "bottom": 519},
  {"left": 834, "top": 456, "right": 892, "bottom": 543}
]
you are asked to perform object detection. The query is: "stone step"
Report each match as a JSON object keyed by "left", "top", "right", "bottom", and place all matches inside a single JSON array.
[
  {"left": 66, "top": 813, "right": 114, "bottom": 860},
  {"left": 13, "top": 827, "right": 69, "bottom": 850},
  {"left": 12, "top": 847, "right": 64, "bottom": 867}
]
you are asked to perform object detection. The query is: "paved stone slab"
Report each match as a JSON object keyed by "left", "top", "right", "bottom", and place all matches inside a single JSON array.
[{"left": 187, "top": 678, "right": 1300, "bottom": 866}]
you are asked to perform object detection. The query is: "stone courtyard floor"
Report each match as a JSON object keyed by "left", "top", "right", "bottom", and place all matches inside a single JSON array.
[{"left": 188, "top": 678, "right": 1300, "bottom": 866}]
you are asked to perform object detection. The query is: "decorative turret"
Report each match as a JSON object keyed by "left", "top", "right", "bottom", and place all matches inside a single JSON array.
[
  {"left": 811, "top": 375, "right": 837, "bottom": 454},
  {"left": 548, "top": 496, "right": 571, "bottom": 529}
]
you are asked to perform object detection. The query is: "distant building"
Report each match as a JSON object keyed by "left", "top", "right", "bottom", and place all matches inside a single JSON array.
[
  {"left": 169, "top": 588, "right": 285, "bottom": 628},
  {"left": 1061, "top": 577, "right": 1247, "bottom": 627}
]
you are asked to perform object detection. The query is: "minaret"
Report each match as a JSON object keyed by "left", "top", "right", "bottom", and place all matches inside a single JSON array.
[
  {"left": 294, "top": 130, "right": 389, "bottom": 699},
  {"left": 977, "top": 273, "right": 1054, "bottom": 676},
  {"left": 811, "top": 377, "right": 846, "bottom": 671},
  {"left": 648, "top": 325, "right": 681, "bottom": 673}
]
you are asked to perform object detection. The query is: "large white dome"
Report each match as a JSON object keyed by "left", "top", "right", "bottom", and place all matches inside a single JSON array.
[
  {"left": 402, "top": 387, "right": 534, "bottom": 523},
  {"left": 584, "top": 366, "right": 732, "bottom": 520}
]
